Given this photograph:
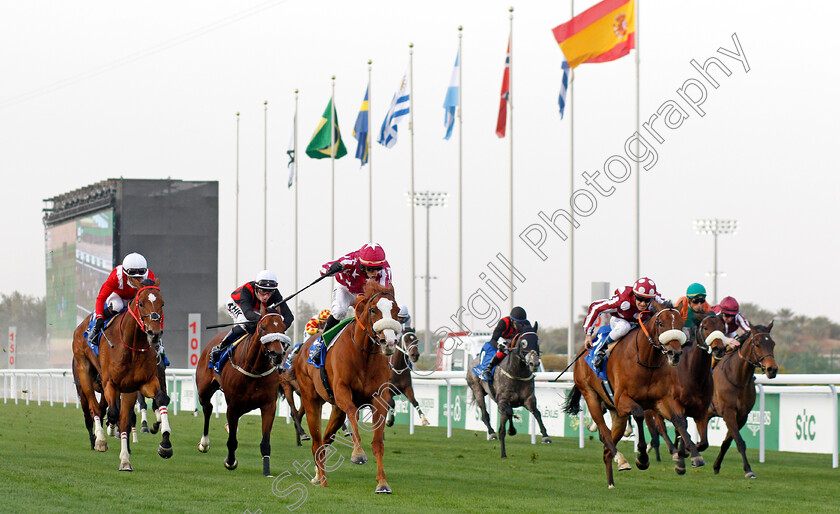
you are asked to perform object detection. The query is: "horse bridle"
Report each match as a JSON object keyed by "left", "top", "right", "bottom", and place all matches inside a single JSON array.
[
  {"left": 115, "top": 286, "right": 163, "bottom": 352},
  {"left": 694, "top": 315, "right": 719, "bottom": 354},
  {"left": 738, "top": 331, "right": 774, "bottom": 368},
  {"left": 231, "top": 313, "right": 290, "bottom": 378},
  {"left": 390, "top": 332, "right": 419, "bottom": 375},
  {"left": 636, "top": 308, "right": 682, "bottom": 368},
  {"left": 498, "top": 331, "right": 539, "bottom": 381},
  {"left": 352, "top": 290, "right": 398, "bottom": 354}
]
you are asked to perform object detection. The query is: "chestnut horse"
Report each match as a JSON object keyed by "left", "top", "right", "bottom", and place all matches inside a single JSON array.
[
  {"left": 384, "top": 331, "right": 430, "bottom": 427},
  {"left": 195, "top": 312, "right": 291, "bottom": 476},
  {"left": 466, "top": 329, "right": 552, "bottom": 458},
  {"left": 695, "top": 322, "right": 778, "bottom": 478},
  {"left": 644, "top": 313, "right": 728, "bottom": 471},
  {"left": 563, "top": 303, "right": 697, "bottom": 488},
  {"left": 71, "top": 282, "right": 171, "bottom": 471},
  {"left": 294, "top": 281, "right": 401, "bottom": 494}
]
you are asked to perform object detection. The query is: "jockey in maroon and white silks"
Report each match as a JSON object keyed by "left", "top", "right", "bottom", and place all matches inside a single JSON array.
[
  {"left": 320, "top": 243, "right": 392, "bottom": 325},
  {"left": 712, "top": 296, "right": 751, "bottom": 346}
]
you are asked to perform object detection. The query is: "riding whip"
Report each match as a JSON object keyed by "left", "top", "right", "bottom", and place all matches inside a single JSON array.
[{"left": 551, "top": 346, "right": 589, "bottom": 382}]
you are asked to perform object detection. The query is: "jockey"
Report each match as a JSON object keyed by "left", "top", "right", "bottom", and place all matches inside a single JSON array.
[
  {"left": 397, "top": 304, "right": 414, "bottom": 334},
  {"left": 308, "top": 243, "right": 392, "bottom": 362},
  {"left": 712, "top": 296, "right": 751, "bottom": 347},
  {"left": 88, "top": 252, "right": 157, "bottom": 349},
  {"left": 317, "top": 309, "right": 332, "bottom": 330},
  {"left": 305, "top": 318, "right": 321, "bottom": 336},
  {"left": 674, "top": 283, "right": 712, "bottom": 334},
  {"left": 583, "top": 277, "right": 666, "bottom": 368},
  {"left": 209, "top": 270, "right": 294, "bottom": 367},
  {"left": 473, "top": 306, "right": 532, "bottom": 382}
]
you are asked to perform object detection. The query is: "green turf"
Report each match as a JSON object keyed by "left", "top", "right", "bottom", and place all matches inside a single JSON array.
[{"left": 0, "top": 402, "right": 837, "bottom": 513}]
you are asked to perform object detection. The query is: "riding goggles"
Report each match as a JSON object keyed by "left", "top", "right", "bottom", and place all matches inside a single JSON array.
[
  {"left": 634, "top": 294, "right": 652, "bottom": 304},
  {"left": 124, "top": 268, "right": 147, "bottom": 277},
  {"left": 690, "top": 296, "right": 707, "bottom": 304},
  {"left": 255, "top": 279, "right": 278, "bottom": 290}
]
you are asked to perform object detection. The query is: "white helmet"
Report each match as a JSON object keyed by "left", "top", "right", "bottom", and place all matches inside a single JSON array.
[
  {"left": 398, "top": 304, "right": 410, "bottom": 320},
  {"left": 122, "top": 253, "right": 148, "bottom": 277},
  {"left": 255, "top": 269, "right": 279, "bottom": 291}
]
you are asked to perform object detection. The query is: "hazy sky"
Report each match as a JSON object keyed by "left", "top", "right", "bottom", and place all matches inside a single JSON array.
[{"left": 2, "top": 1, "right": 838, "bottom": 335}]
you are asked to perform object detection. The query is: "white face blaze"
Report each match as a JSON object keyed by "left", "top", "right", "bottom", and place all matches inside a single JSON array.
[
  {"left": 147, "top": 293, "right": 157, "bottom": 303},
  {"left": 372, "top": 297, "right": 400, "bottom": 346}
]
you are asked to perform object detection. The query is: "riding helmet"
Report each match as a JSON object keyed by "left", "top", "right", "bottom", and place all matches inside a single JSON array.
[
  {"left": 686, "top": 283, "right": 707, "bottom": 298},
  {"left": 633, "top": 277, "right": 658, "bottom": 298},
  {"left": 510, "top": 306, "right": 527, "bottom": 321},
  {"left": 255, "top": 269, "right": 279, "bottom": 290}
]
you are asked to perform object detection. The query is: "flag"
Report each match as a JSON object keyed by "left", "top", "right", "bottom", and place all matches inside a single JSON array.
[
  {"left": 551, "top": 0, "right": 635, "bottom": 69},
  {"left": 286, "top": 122, "right": 295, "bottom": 188},
  {"left": 443, "top": 49, "right": 459, "bottom": 140},
  {"left": 378, "top": 70, "right": 409, "bottom": 148},
  {"left": 353, "top": 84, "right": 370, "bottom": 165},
  {"left": 495, "top": 36, "right": 510, "bottom": 138},
  {"left": 558, "top": 60, "right": 570, "bottom": 119},
  {"left": 305, "top": 98, "right": 347, "bottom": 159}
]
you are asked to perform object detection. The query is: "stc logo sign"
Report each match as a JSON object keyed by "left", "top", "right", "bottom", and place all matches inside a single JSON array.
[{"left": 795, "top": 409, "right": 816, "bottom": 441}]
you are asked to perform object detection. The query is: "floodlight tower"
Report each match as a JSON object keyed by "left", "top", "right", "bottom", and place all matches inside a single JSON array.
[
  {"left": 409, "top": 191, "right": 448, "bottom": 355},
  {"left": 693, "top": 218, "right": 738, "bottom": 304}
]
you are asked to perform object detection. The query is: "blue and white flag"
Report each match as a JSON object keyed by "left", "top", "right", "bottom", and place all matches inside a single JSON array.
[
  {"left": 378, "top": 70, "right": 410, "bottom": 148},
  {"left": 443, "top": 50, "right": 460, "bottom": 140},
  {"left": 353, "top": 83, "right": 370, "bottom": 166},
  {"left": 558, "top": 60, "right": 570, "bottom": 119}
]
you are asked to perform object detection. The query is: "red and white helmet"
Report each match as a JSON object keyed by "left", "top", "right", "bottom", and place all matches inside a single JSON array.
[
  {"left": 719, "top": 296, "right": 740, "bottom": 315},
  {"left": 359, "top": 243, "right": 386, "bottom": 267},
  {"left": 633, "top": 277, "right": 658, "bottom": 298},
  {"left": 318, "top": 309, "right": 331, "bottom": 322},
  {"left": 305, "top": 318, "right": 320, "bottom": 335}
]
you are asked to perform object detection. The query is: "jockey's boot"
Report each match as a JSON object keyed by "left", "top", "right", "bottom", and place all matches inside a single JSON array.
[
  {"left": 480, "top": 353, "right": 504, "bottom": 382},
  {"left": 161, "top": 348, "right": 171, "bottom": 367},
  {"left": 210, "top": 330, "right": 238, "bottom": 370},
  {"left": 591, "top": 336, "right": 613, "bottom": 369},
  {"left": 322, "top": 315, "right": 339, "bottom": 333}
]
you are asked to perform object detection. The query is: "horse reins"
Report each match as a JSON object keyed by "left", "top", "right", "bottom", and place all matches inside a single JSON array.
[
  {"left": 230, "top": 313, "right": 285, "bottom": 378},
  {"left": 117, "top": 286, "right": 163, "bottom": 352},
  {"left": 498, "top": 332, "right": 538, "bottom": 381},
  {"left": 351, "top": 291, "right": 398, "bottom": 354},
  {"left": 635, "top": 308, "right": 679, "bottom": 369},
  {"left": 390, "top": 333, "right": 418, "bottom": 375}
]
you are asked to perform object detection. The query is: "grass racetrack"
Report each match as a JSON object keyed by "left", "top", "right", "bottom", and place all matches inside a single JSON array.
[{"left": 1, "top": 402, "right": 838, "bottom": 513}]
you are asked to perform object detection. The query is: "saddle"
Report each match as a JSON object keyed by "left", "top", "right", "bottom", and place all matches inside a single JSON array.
[
  {"left": 212, "top": 332, "right": 249, "bottom": 373},
  {"left": 84, "top": 308, "right": 126, "bottom": 356}
]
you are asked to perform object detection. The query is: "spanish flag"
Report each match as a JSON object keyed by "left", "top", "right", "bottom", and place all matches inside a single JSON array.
[{"left": 551, "top": 0, "right": 635, "bottom": 69}]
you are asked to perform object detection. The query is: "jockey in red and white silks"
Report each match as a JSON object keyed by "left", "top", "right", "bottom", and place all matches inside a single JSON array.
[{"left": 320, "top": 243, "right": 392, "bottom": 325}]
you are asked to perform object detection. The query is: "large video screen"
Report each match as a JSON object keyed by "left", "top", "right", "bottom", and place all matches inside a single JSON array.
[{"left": 44, "top": 209, "right": 113, "bottom": 366}]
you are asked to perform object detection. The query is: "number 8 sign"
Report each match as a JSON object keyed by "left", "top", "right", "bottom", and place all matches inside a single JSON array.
[{"left": 188, "top": 314, "right": 201, "bottom": 369}]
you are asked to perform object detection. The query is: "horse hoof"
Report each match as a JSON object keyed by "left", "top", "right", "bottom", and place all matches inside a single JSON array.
[
  {"left": 386, "top": 418, "right": 394, "bottom": 428},
  {"left": 636, "top": 458, "right": 649, "bottom": 471},
  {"left": 351, "top": 452, "right": 368, "bottom": 465},
  {"left": 224, "top": 458, "right": 238, "bottom": 470},
  {"left": 158, "top": 444, "right": 173, "bottom": 459},
  {"left": 618, "top": 462, "right": 632, "bottom": 471},
  {"left": 375, "top": 483, "right": 392, "bottom": 494},
  {"left": 301, "top": 434, "right": 310, "bottom": 441},
  {"left": 714, "top": 466, "right": 721, "bottom": 475},
  {"left": 150, "top": 422, "right": 160, "bottom": 435},
  {"left": 608, "top": 484, "right": 615, "bottom": 489},
  {"left": 675, "top": 465, "right": 686, "bottom": 475},
  {"left": 541, "top": 437, "right": 552, "bottom": 444},
  {"left": 508, "top": 427, "right": 517, "bottom": 436},
  {"left": 421, "top": 419, "right": 430, "bottom": 426},
  {"left": 745, "top": 471, "right": 757, "bottom": 479},
  {"left": 94, "top": 440, "right": 108, "bottom": 452},
  {"left": 691, "top": 456, "right": 706, "bottom": 468},
  {"left": 119, "top": 462, "right": 133, "bottom": 472},
  {"left": 672, "top": 453, "right": 680, "bottom": 462},
  {"left": 489, "top": 433, "right": 498, "bottom": 440},
  {"left": 198, "top": 443, "right": 209, "bottom": 453}
]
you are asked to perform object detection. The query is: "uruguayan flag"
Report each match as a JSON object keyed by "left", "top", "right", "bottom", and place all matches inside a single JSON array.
[
  {"left": 558, "top": 59, "right": 570, "bottom": 119},
  {"left": 443, "top": 50, "right": 459, "bottom": 140},
  {"left": 378, "top": 70, "right": 410, "bottom": 148}
]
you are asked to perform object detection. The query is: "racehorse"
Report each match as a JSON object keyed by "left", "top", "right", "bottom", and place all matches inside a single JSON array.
[
  {"left": 563, "top": 302, "right": 697, "bottom": 489},
  {"left": 71, "top": 281, "right": 171, "bottom": 471},
  {"left": 384, "top": 331, "right": 430, "bottom": 427},
  {"left": 466, "top": 327, "right": 552, "bottom": 458},
  {"left": 278, "top": 341, "right": 311, "bottom": 446},
  {"left": 695, "top": 322, "right": 778, "bottom": 478},
  {"left": 195, "top": 312, "right": 291, "bottom": 476},
  {"left": 294, "top": 281, "right": 401, "bottom": 493},
  {"left": 644, "top": 312, "right": 727, "bottom": 471}
]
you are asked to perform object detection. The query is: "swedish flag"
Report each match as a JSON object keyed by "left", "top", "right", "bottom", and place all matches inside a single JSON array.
[
  {"left": 305, "top": 98, "right": 347, "bottom": 160},
  {"left": 353, "top": 84, "right": 370, "bottom": 166}
]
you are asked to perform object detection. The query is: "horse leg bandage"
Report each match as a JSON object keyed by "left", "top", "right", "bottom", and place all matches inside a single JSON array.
[
  {"left": 154, "top": 408, "right": 161, "bottom": 423},
  {"left": 93, "top": 416, "right": 105, "bottom": 440},
  {"left": 159, "top": 406, "right": 171, "bottom": 435}
]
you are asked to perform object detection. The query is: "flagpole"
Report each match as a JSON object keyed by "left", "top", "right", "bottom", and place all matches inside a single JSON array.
[
  {"left": 263, "top": 100, "right": 268, "bottom": 270},
  {"left": 293, "top": 89, "right": 299, "bottom": 346},
  {"left": 368, "top": 60, "right": 373, "bottom": 242},
  {"left": 634, "top": 0, "right": 641, "bottom": 278},
  {"left": 409, "top": 43, "right": 417, "bottom": 350},
  {"left": 331, "top": 75, "right": 336, "bottom": 262},
  {"left": 235, "top": 111, "right": 240, "bottom": 286},
  {"left": 457, "top": 26, "right": 463, "bottom": 316},
  {"left": 508, "top": 7, "right": 514, "bottom": 311},
  {"left": 568, "top": 1, "right": 575, "bottom": 371}
]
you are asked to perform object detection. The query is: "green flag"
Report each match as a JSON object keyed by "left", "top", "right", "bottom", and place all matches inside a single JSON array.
[{"left": 305, "top": 98, "right": 347, "bottom": 159}]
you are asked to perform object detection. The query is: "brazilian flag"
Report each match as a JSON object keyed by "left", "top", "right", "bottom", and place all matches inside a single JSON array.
[{"left": 306, "top": 98, "right": 347, "bottom": 159}]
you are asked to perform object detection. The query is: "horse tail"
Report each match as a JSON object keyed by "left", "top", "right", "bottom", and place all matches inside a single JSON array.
[{"left": 563, "top": 385, "right": 582, "bottom": 416}]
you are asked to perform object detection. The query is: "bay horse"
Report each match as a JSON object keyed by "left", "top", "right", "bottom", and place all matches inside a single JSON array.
[
  {"left": 195, "top": 312, "right": 291, "bottom": 476},
  {"left": 644, "top": 312, "right": 728, "bottom": 471},
  {"left": 293, "top": 281, "right": 401, "bottom": 493},
  {"left": 695, "top": 321, "right": 778, "bottom": 478},
  {"left": 466, "top": 327, "right": 552, "bottom": 458},
  {"left": 384, "top": 331, "right": 430, "bottom": 427},
  {"left": 71, "top": 281, "right": 171, "bottom": 471},
  {"left": 279, "top": 340, "right": 312, "bottom": 446},
  {"left": 563, "top": 302, "right": 697, "bottom": 489}
]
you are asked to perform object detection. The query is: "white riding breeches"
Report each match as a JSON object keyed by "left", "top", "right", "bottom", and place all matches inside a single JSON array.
[
  {"left": 330, "top": 283, "right": 357, "bottom": 321},
  {"left": 106, "top": 292, "right": 125, "bottom": 313},
  {"left": 608, "top": 317, "right": 633, "bottom": 341}
]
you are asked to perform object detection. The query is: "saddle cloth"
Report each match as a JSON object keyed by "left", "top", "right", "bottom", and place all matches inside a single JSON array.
[
  {"left": 83, "top": 308, "right": 126, "bottom": 356},
  {"left": 212, "top": 332, "right": 249, "bottom": 372},
  {"left": 583, "top": 325, "right": 628, "bottom": 380},
  {"left": 306, "top": 318, "right": 353, "bottom": 369}
]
